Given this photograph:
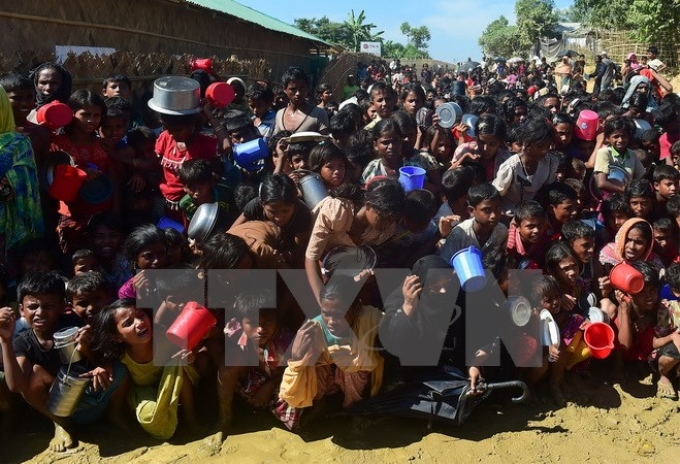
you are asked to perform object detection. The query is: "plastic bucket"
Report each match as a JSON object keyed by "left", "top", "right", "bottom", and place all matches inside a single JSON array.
[
  {"left": 46, "top": 364, "right": 90, "bottom": 417},
  {"left": 610, "top": 262, "right": 644, "bottom": 295},
  {"left": 233, "top": 138, "right": 268, "bottom": 167},
  {"left": 53, "top": 327, "right": 82, "bottom": 364},
  {"left": 36, "top": 102, "right": 73, "bottom": 130},
  {"left": 398, "top": 166, "right": 426, "bottom": 192},
  {"left": 450, "top": 246, "right": 487, "bottom": 292},
  {"left": 48, "top": 165, "right": 87, "bottom": 202},
  {"left": 205, "top": 82, "right": 235, "bottom": 108},
  {"left": 574, "top": 110, "right": 598, "bottom": 141},
  {"left": 166, "top": 301, "right": 217, "bottom": 350},
  {"left": 298, "top": 171, "right": 329, "bottom": 208},
  {"left": 191, "top": 58, "right": 213, "bottom": 73},
  {"left": 507, "top": 296, "right": 532, "bottom": 327},
  {"left": 158, "top": 216, "right": 185, "bottom": 233},
  {"left": 583, "top": 322, "right": 615, "bottom": 359}
]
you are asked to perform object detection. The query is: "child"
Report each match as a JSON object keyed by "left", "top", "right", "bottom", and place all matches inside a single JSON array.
[
  {"left": 246, "top": 83, "right": 276, "bottom": 138},
  {"left": 561, "top": 220, "right": 597, "bottom": 294},
  {"left": 541, "top": 182, "right": 579, "bottom": 238},
  {"left": 364, "top": 81, "right": 396, "bottom": 130},
  {"left": 51, "top": 90, "right": 120, "bottom": 254},
  {"left": 329, "top": 110, "right": 359, "bottom": 150},
  {"left": 439, "top": 183, "right": 508, "bottom": 265},
  {"left": 435, "top": 166, "right": 475, "bottom": 230},
  {"left": 305, "top": 178, "right": 405, "bottom": 304},
  {"left": 392, "top": 111, "right": 441, "bottom": 194},
  {"left": 652, "top": 263, "right": 680, "bottom": 398},
  {"left": 651, "top": 164, "right": 679, "bottom": 220},
  {"left": 308, "top": 142, "right": 349, "bottom": 192},
  {"left": 231, "top": 173, "right": 312, "bottom": 268},
  {"left": 274, "top": 67, "right": 329, "bottom": 135},
  {"left": 506, "top": 200, "right": 548, "bottom": 268},
  {"left": 652, "top": 217, "right": 680, "bottom": 266},
  {"left": 671, "top": 140, "right": 680, "bottom": 171},
  {"left": 278, "top": 275, "right": 383, "bottom": 430},
  {"left": 625, "top": 179, "right": 654, "bottom": 221},
  {"left": 656, "top": 103, "right": 680, "bottom": 165},
  {"left": 67, "top": 271, "right": 112, "bottom": 325},
  {"left": 101, "top": 74, "right": 132, "bottom": 101},
  {"left": 594, "top": 116, "right": 646, "bottom": 196},
  {"left": 422, "top": 125, "right": 455, "bottom": 169},
  {"left": 544, "top": 243, "right": 590, "bottom": 404},
  {"left": 601, "top": 194, "right": 632, "bottom": 244},
  {"left": 71, "top": 248, "right": 97, "bottom": 275},
  {"left": 451, "top": 114, "right": 510, "bottom": 181},
  {"left": 493, "top": 117, "right": 559, "bottom": 215},
  {"left": 0, "top": 272, "right": 123, "bottom": 452},
  {"left": 178, "top": 159, "right": 234, "bottom": 222},
  {"left": 164, "top": 228, "right": 191, "bottom": 268},
  {"left": 118, "top": 225, "right": 167, "bottom": 300},
  {"left": 361, "top": 118, "right": 402, "bottom": 184},
  {"left": 87, "top": 213, "right": 130, "bottom": 289},
  {"left": 668, "top": 195, "right": 680, "bottom": 231},
  {"left": 218, "top": 289, "right": 293, "bottom": 433},
  {"left": 91, "top": 299, "right": 198, "bottom": 439}
]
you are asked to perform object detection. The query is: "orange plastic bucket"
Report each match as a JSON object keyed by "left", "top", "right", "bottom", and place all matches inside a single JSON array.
[
  {"left": 48, "top": 165, "right": 87, "bottom": 202},
  {"left": 583, "top": 322, "right": 615, "bottom": 359},
  {"left": 205, "top": 82, "right": 235, "bottom": 108},
  {"left": 610, "top": 262, "right": 644, "bottom": 295},
  {"left": 166, "top": 301, "right": 216, "bottom": 350}
]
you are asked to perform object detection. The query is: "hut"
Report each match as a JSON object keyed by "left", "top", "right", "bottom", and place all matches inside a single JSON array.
[{"left": 0, "top": 0, "right": 331, "bottom": 80}]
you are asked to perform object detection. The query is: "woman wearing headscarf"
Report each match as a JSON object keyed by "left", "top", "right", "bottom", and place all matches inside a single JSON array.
[
  {"left": 598, "top": 217, "right": 663, "bottom": 271},
  {"left": 29, "top": 62, "right": 73, "bottom": 108},
  {"left": 0, "top": 86, "right": 44, "bottom": 270}
]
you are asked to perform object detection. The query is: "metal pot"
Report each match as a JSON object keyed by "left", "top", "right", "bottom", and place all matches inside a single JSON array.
[
  {"left": 147, "top": 76, "right": 201, "bottom": 115},
  {"left": 589, "top": 164, "right": 631, "bottom": 201},
  {"left": 295, "top": 169, "right": 328, "bottom": 209},
  {"left": 53, "top": 326, "right": 82, "bottom": 364},
  {"left": 46, "top": 363, "right": 90, "bottom": 417},
  {"left": 188, "top": 202, "right": 230, "bottom": 245}
]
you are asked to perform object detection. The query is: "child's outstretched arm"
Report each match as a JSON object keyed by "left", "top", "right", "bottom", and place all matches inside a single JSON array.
[{"left": 0, "top": 308, "right": 31, "bottom": 393}]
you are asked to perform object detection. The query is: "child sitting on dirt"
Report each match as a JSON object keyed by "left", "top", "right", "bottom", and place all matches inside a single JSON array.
[{"left": 650, "top": 263, "right": 680, "bottom": 399}]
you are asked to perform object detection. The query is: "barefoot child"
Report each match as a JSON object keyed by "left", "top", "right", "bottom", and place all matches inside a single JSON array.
[{"left": 649, "top": 263, "right": 680, "bottom": 399}]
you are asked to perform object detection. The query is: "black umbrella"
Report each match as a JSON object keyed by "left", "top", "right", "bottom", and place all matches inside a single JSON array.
[{"left": 459, "top": 61, "right": 481, "bottom": 72}]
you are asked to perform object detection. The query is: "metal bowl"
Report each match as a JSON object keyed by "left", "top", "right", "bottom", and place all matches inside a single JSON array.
[
  {"left": 188, "top": 202, "right": 231, "bottom": 245},
  {"left": 147, "top": 76, "right": 201, "bottom": 115},
  {"left": 589, "top": 164, "right": 631, "bottom": 201},
  {"left": 322, "top": 245, "right": 377, "bottom": 278}
]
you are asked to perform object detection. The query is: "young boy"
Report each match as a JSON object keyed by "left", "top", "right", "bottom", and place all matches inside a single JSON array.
[
  {"left": 439, "top": 183, "right": 508, "bottom": 264},
  {"left": 364, "top": 82, "right": 396, "bottom": 130},
  {"left": 600, "top": 194, "right": 632, "bottom": 244},
  {"left": 561, "top": 220, "right": 597, "bottom": 294},
  {"left": 652, "top": 218, "right": 680, "bottom": 267},
  {"left": 651, "top": 164, "right": 679, "bottom": 220},
  {"left": 102, "top": 74, "right": 132, "bottom": 101},
  {"left": 650, "top": 263, "right": 680, "bottom": 398},
  {"left": 0, "top": 272, "right": 122, "bottom": 452},
  {"left": 625, "top": 178, "right": 654, "bottom": 221},
  {"left": 246, "top": 83, "right": 276, "bottom": 138},
  {"left": 219, "top": 289, "right": 292, "bottom": 433},
  {"left": 671, "top": 140, "right": 680, "bottom": 171},
  {"left": 67, "top": 272, "right": 112, "bottom": 325},
  {"left": 72, "top": 248, "right": 99, "bottom": 276},
  {"left": 668, "top": 195, "right": 680, "bottom": 231},
  {"left": 435, "top": 165, "right": 475, "bottom": 230},
  {"left": 542, "top": 182, "right": 579, "bottom": 238},
  {"left": 506, "top": 200, "right": 547, "bottom": 268},
  {"left": 178, "top": 159, "right": 235, "bottom": 222}
]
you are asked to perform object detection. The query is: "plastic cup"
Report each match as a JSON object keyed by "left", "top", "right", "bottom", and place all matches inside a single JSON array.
[
  {"left": 166, "top": 301, "right": 217, "bottom": 350},
  {"left": 36, "top": 102, "right": 73, "bottom": 130},
  {"left": 610, "top": 262, "right": 645, "bottom": 295},
  {"left": 450, "top": 246, "right": 487, "bottom": 292},
  {"left": 583, "top": 322, "right": 615, "bottom": 359},
  {"left": 233, "top": 138, "right": 268, "bottom": 167},
  {"left": 398, "top": 166, "right": 426, "bottom": 192}
]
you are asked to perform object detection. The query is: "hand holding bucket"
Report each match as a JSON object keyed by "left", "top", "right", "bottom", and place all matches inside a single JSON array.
[
  {"left": 233, "top": 138, "right": 268, "bottom": 170},
  {"left": 166, "top": 301, "right": 217, "bottom": 351},
  {"left": 609, "top": 262, "right": 644, "bottom": 295}
]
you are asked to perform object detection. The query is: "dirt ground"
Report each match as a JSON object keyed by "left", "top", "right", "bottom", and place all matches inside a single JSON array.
[{"left": 3, "top": 363, "right": 680, "bottom": 464}]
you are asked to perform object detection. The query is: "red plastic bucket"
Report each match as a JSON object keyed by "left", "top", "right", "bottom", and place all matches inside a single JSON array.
[
  {"left": 205, "top": 82, "right": 235, "bottom": 108},
  {"left": 36, "top": 102, "right": 73, "bottom": 130},
  {"left": 191, "top": 58, "right": 213, "bottom": 73},
  {"left": 583, "top": 322, "right": 615, "bottom": 359},
  {"left": 48, "top": 165, "right": 87, "bottom": 202},
  {"left": 610, "top": 262, "right": 644, "bottom": 295},
  {"left": 166, "top": 301, "right": 216, "bottom": 350}
]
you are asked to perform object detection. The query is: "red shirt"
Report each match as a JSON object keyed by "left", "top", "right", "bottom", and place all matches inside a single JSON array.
[
  {"left": 156, "top": 131, "right": 219, "bottom": 201},
  {"left": 659, "top": 130, "right": 680, "bottom": 161}
]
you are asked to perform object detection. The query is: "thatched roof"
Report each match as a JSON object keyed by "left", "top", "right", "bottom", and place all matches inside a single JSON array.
[{"left": 186, "top": 0, "right": 330, "bottom": 46}]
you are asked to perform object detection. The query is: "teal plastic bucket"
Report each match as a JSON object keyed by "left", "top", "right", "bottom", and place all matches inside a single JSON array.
[
  {"left": 398, "top": 166, "right": 426, "bottom": 192},
  {"left": 450, "top": 246, "right": 487, "bottom": 292}
]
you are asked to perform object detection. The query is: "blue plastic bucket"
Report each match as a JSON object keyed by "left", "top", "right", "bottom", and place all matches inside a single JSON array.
[
  {"left": 158, "top": 216, "right": 185, "bottom": 233},
  {"left": 398, "top": 166, "right": 426, "bottom": 192},
  {"left": 233, "top": 138, "right": 268, "bottom": 167},
  {"left": 450, "top": 246, "right": 487, "bottom": 292}
]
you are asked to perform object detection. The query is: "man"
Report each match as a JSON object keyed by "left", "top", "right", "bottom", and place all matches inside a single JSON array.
[{"left": 597, "top": 52, "right": 615, "bottom": 93}]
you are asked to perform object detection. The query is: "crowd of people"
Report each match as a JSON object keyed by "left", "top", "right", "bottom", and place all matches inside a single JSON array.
[{"left": 0, "top": 46, "right": 680, "bottom": 455}]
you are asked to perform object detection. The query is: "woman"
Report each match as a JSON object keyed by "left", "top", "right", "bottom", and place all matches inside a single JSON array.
[
  {"left": 554, "top": 56, "right": 572, "bottom": 94},
  {"left": 28, "top": 62, "right": 72, "bottom": 108},
  {"left": 599, "top": 217, "right": 664, "bottom": 271},
  {"left": 0, "top": 86, "right": 44, "bottom": 272}
]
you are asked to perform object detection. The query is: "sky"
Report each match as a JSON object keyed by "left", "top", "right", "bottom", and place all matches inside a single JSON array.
[{"left": 235, "top": 0, "right": 574, "bottom": 63}]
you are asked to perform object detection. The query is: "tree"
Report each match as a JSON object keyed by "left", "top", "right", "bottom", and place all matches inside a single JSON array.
[
  {"left": 382, "top": 40, "right": 406, "bottom": 59},
  {"left": 629, "top": 0, "right": 680, "bottom": 46},
  {"left": 515, "top": 0, "right": 559, "bottom": 50},
  {"left": 341, "top": 10, "right": 384, "bottom": 53},
  {"left": 478, "top": 16, "right": 522, "bottom": 58},
  {"left": 293, "top": 16, "right": 344, "bottom": 44},
  {"left": 572, "top": 0, "right": 633, "bottom": 30},
  {"left": 399, "top": 22, "right": 432, "bottom": 51}
]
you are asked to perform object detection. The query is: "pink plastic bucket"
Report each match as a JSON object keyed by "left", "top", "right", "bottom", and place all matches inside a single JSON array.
[
  {"left": 48, "top": 165, "right": 87, "bottom": 202},
  {"left": 574, "top": 110, "right": 598, "bottom": 141},
  {"left": 206, "top": 82, "right": 235, "bottom": 108},
  {"left": 191, "top": 58, "right": 213, "bottom": 73},
  {"left": 36, "top": 102, "right": 73, "bottom": 130},
  {"left": 610, "top": 262, "right": 645, "bottom": 295},
  {"left": 166, "top": 301, "right": 216, "bottom": 350}
]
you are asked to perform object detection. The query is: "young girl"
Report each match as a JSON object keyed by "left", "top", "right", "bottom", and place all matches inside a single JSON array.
[
  {"left": 399, "top": 83, "right": 428, "bottom": 127},
  {"left": 543, "top": 243, "right": 591, "bottom": 405},
  {"left": 593, "top": 116, "right": 646, "bottom": 196},
  {"left": 118, "top": 225, "right": 167, "bottom": 299},
  {"left": 422, "top": 125, "right": 455, "bottom": 169},
  {"left": 305, "top": 178, "right": 405, "bottom": 304},
  {"left": 361, "top": 118, "right": 403, "bottom": 184},
  {"left": 308, "top": 142, "right": 349, "bottom": 191},
  {"left": 450, "top": 113, "right": 510, "bottom": 181},
  {"left": 163, "top": 227, "right": 191, "bottom": 268},
  {"left": 91, "top": 299, "right": 198, "bottom": 440},
  {"left": 218, "top": 289, "right": 293, "bottom": 433},
  {"left": 391, "top": 111, "right": 441, "bottom": 194},
  {"left": 231, "top": 173, "right": 312, "bottom": 267},
  {"left": 51, "top": 90, "right": 120, "bottom": 254},
  {"left": 316, "top": 83, "right": 336, "bottom": 117},
  {"left": 279, "top": 275, "right": 383, "bottom": 430},
  {"left": 599, "top": 218, "right": 664, "bottom": 271},
  {"left": 493, "top": 117, "right": 559, "bottom": 215}
]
